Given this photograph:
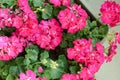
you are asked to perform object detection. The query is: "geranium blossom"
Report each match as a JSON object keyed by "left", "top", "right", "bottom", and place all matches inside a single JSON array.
[
  {"left": 100, "top": 1, "right": 120, "bottom": 27},
  {"left": 106, "top": 41, "right": 117, "bottom": 62},
  {"left": 0, "top": 8, "right": 13, "bottom": 28},
  {"left": 58, "top": 4, "right": 88, "bottom": 34},
  {"left": 50, "top": 0, "right": 70, "bottom": 7},
  {"left": 0, "top": 0, "right": 120, "bottom": 79},
  {"left": 67, "top": 39, "right": 93, "bottom": 63},
  {"left": 14, "top": 16, "right": 39, "bottom": 41},
  {"left": 18, "top": 0, "right": 31, "bottom": 13},
  {"left": 61, "top": 74, "right": 80, "bottom": 80},
  {"left": 35, "top": 18, "right": 63, "bottom": 50},
  {"left": 0, "top": 8, "right": 25, "bottom": 29},
  {"left": 38, "top": 67, "right": 44, "bottom": 73},
  {"left": 19, "top": 70, "right": 47, "bottom": 80},
  {"left": 116, "top": 32, "right": 120, "bottom": 44},
  {"left": 0, "top": 8, "right": 10, "bottom": 19},
  {"left": 0, "top": 36, "right": 25, "bottom": 61},
  {"left": 17, "top": 0, "right": 39, "bottom": 41},
  {"left": 12, "top": 16, "right": 23, "bottom": 28},
  {"left": 67, "top": 39, "right": 105, "bottom": 79},
  {"left": 105, "top": 32, "right": 120, "bottom": 62}
]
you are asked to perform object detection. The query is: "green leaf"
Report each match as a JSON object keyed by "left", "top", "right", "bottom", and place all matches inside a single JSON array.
[
  {"left": 33, "top": 0, "right": 44, "bottom": 7},
  {"left": 26, "top": 50, "right": 38, "bottom": 62},
  {"left": 42, "top": 69, "right": 52, "bottom": 80},
  {"left": 9, "top": 66, "right": 18, "bottom": 75},
  {"left": 42, "top": 4, "right": 53, "bottom": 19},
  {"left": 67, "top": 33, "right": 75, "bottom": 41},
  {"left": 60, "top": 40, "right": 67, "bottom": 48},
  {"left": 40, "top": 51, "right": 49, "bottom": 60},
  {"left": 91, "top": 27, "right": 99, "bottom": 37},
  {"left": 25, "top": 45, "right": 39, "bottom": 62},
  {"left": 99, "top": 25, "right": 109, "bottom": 36},
  {"left": 86, "top": 20, "right": 97, "bottom": 30},
  {"left": 33, "top": 65, "right": 40, "bottom": 73},
  {"left": 26, "top": 65, "right": 33, "bottom": 70},
  {"left": 24, "top": 58, "right": 30, "bottom": 66},
  {"left": 90, "top": 21, "right": 97, "bottom": 28},
  {"left": 57, "top": 55, "right": 68, "bottom": 72},
  {"left": 0, "top": 0, "right": 15, "bottom": 8},
  {"left": 69, "top": 66, "right": 79, "bottom": 73},
  {"left": 0, "top": 61, "right": 5, "bottom": 68},
  {"left": 2, "top": 66, "right": 9, "bottom": 76},
  {"left": 25, "top": 45, "right": 39, "bottom": 54},
  {"left": 53, "top": 7, "right": 60, "bottom": 17},
  {"left": 50, "top": 68, "right": 64, "bottom": 79},
  {"left": 70, "top": 0, "right": 75, "bottom": 4},
  {"left": 15, "top": 57, "right": 24, "bottom": 65},
  {"left": 6, "top": 74, "right": 15, "bottom": 80},
  {"left": 92, "top": 38, "right": 99, "bottom": 46}
]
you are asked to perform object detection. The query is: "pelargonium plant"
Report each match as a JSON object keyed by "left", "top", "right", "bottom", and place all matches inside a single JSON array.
[{"left": 0, "top": 0, "right": 120, "bottom": 80}]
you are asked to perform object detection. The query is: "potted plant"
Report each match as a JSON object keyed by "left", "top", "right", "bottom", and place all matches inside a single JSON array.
[{"left": 0, "top": 0, "right": 120, "bottom": 80}]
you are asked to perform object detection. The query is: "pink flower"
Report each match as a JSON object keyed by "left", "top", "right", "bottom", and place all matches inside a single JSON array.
[
  {"left": 12, "top": 16, "right": 23, "bottom": 28},
  {"left": 61, "top": 74, "right": 80, "bottom": 80},
  {"left": 96, "top": 42, "right": 104, "bottom": 54},
  {"left": 0, "top": 8, "right": 23, "bottom": 29},
  {"left": 0, "top": 8, "right": 14, "bottom": 28},
  {"left": 61, "top": 0, "right": 71, "bottom": 7},
  {"left": 15, "top": 15, "right": 39, "bottom": 41},
  {"left": 0, "top": 36, "right": 25, "bottom": 61},
  {"left": 19, "top": 70, "right": 47, "bottom": 80},
  {"left": 35, "top": 18, "right": 63, "bottom": 50},
  {"left": 116, "top": 32, "right": 120, "bottom": 44},
  {"left": 67, "top": 39, "right": 105, "bottom": 80},
  {"left": 67, "top": 39, "right": 93, "bottom": 63},
  {"left": 18, "top": 0, "right": 31, "bottom": 13},
  {"left": 20, "top": 70, "right": 37, "bottom": 80},
  {"left": 16, "top": 0, "right": 40, "bottom": 42},
  {"left": 0, "top": 8, "right": 10, "bottom": 19},
  {"left": 101, "top": 11, "right": 119, "bottom": 27},
  {"left": 80, "top": 68, "right": 93, "bottom": 80},
  {"left": 38, "top": 78, "right": 47, "bottom": 80},
  {"left": 50, "top": 0, "right": 61, "bottom": 7},
  {"left": 67, "top": 48, "right": 76, "bottom": 60},
  {"left": 58, "top": 4, "right": 88, "bottom": 34},
  {"left": 106, "top": 41, "right": 117, "bottom": 62},
  {"left": 100, "top": 1, "right": 120, "bottom": 27},
  {"left": 38, "top": 67, "right": 44, "bottom": 73},
  {"left": 50, "top": 0, "right": 70, "bottom": 7},
  {"left": 16, "top": 0, "right": 39, "bottom": 41}
]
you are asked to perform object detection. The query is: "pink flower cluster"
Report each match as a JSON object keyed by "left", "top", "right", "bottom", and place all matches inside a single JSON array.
[
  {"left": 0, "top": 36, "right": 25, "bottom": 60},
  {"left": 0, "top": 8, "right": 12, "bottom": 28},
  {"left": 58, "top": 4, "right": 88, "bottom": 34},
  {"left": 106, "top": 32, "right": 120, "bottom": 62},
  {"left": 0, "top": 0, "right": 63, "bottom": 60},
  {"left": 17, "top": 0, "right": 63, "bottom": 50},
  {"left": 116, "top": 32, "right": 120, "bottom": 44},
  {"left": 50, "top": 0, "right": 70, "bottom": 7},
  {"left": 66, "top": 39, "right": 105, "bottom": 80},
  {"left": 100, "top": 1, "right": 120, "bottom": 27},
  {"left": 16, "top": 0, "right": 39, "bottom": 41},
  {"left": 106, "top": 41, "right": 117, "bottom": 62},
  {"left": 34, "top": 18, "right": 63, "bottom": 50},
  {"left": 0, "top": 8, "right": 23, "bottom": 29},
  {"left": 19, "top": 70, "right": 47, "bottom": 80},
  {"left": 61, "top": 74, "right": 80, "bottom": 80},
  {"left": 38, "top": 67, "right": 44, "bottom": 73},
  {"left": 61, "top": 73, "right": 96, "bottom": 80}
]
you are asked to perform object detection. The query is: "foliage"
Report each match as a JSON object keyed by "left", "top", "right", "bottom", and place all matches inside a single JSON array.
[{"left": 1, "top": 0, "right": 119, "bottom": 80}]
